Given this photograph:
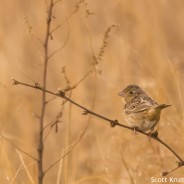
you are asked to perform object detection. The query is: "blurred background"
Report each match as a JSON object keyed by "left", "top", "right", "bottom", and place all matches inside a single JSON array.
[{"left": 0, "top": 0, "right": 184, "bottom": 183}]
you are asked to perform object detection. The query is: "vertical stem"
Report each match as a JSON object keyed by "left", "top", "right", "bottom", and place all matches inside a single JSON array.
[
  {"left": 63, "top": 102, "right": 72, "bottom": 183},
  {"left": 38, "top": 0, "right": 54, "bottom": 184}
]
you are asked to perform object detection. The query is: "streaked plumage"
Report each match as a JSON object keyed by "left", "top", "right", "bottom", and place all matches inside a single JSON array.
[{"left": 118, "top": 85, "right": 171, "bottom": 132}]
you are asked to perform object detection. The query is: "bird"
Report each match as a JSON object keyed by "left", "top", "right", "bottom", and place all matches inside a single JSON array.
[{"left": 118, "top": 85, "right": 171, "bottom": 134}]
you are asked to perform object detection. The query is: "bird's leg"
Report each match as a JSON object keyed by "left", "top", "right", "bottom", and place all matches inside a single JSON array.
[
  {"left": 133, "top": 128, "right": 136, "bottom": 135},
  {"left": 147, "top": 131, "right": 152, "bottom": 142},
  {"left": 147, "top": 129, "right": 158, "bottom": 142},
  {"left": 133, "top": 127, "right": 138, "bottom": 135}
]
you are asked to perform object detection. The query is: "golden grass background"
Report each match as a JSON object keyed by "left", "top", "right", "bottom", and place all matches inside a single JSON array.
[{"left": 0, "top": 0, "right": 184, "bottom": 183}]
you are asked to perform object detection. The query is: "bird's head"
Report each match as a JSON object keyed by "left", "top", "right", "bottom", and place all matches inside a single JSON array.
[{"left": 118, "top": 85, "right": 142, "bottom": 102}]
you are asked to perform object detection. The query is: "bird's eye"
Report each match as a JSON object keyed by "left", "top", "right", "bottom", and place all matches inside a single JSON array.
[{"left": 129, "top": 91, "right": 133, "bottom": 94}]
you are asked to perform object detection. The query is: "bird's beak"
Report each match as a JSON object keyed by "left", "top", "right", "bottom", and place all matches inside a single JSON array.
[{"left": 118, "top": 91, "right": 125, "bottom": 97}]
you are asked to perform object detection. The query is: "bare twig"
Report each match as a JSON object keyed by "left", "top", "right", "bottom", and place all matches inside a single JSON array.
[
  {"left": 16, "top": 150, "right": 35, "bottom": 184},
  {"left": 47, "top": 23, "right": 70, "bottom": 61},
  {"left": 44, "top": 67, "right": 90, "bottom": 138},
  {"left": 10, "top": 163, "right": 23, "bottom": 184},
  {"left": 44, "top": 69, "right": 92, "bottom": 134},
  {"left": 44, "top": 121, "right": 63, "bottom": 141},
  {"left": 50, "top": 0, "right": 83, "bottom": 35},
  {"left": 44, "top": 69, "right": 93, "bottom": 173},
  {"left": 43, "top": 110, "right": 63, "bottom": 132},
  {"left": 63, "top": 69, "right": 92, "bottom": 92},
  {"left": 12, "top": 79, "right": 184, "bottom": 175},
  {"left": 37, "top": 0, "right": 55, "bottom": 183},
  {"left": 61, "top": 66, "right": 71, "bottom": 91}
]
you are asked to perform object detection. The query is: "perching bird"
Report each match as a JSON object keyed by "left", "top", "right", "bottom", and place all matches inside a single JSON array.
[{"left": 118, "top": 85, "right": 171, "bottom": 133}]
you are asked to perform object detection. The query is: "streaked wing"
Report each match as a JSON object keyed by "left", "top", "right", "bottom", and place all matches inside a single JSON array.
[
  {"left": 125, "top": 103, "right": 152, "bottom": 113},
  {"left": 125, "top": 97, "right": 158, "bottom": 114}
]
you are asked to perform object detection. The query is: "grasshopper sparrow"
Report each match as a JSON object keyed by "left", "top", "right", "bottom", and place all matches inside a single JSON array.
[{"left": 118, "top": 85, "right": 171, "bottom": 133}]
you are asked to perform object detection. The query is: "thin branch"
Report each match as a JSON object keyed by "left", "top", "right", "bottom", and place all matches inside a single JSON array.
[
  {"left": 63, "top": 70, "right": 92, "bottom": 92},
  {"left": 12, "top": 79, "right": 184, "bottom": 175},
  {"left": 43, "top": 99, "right": 66, "bottom": 131},
  {"left": 50, "top": 69, "right": 92, "bottom": 131},
  {"left": 44, "top": 69, "right": 92, "bottom": 139},
  {"left": 20, "top": 161, "right": 38, "bottom": 171},
  {"left": 44, "top": 68, "right": 93, "bottom": 176},
  {"left": 162, "top": 162, "right": 184, "bottom": 176},
  {"left": 10, "top": 163, "right": 23, "bottom": 184},
  {"left": 43, "top": 110, "right": 63, "bottom": 131},
  {"left": 47, "top": 23, "right": 70, "bottom": 61},
  {"left": 50, "top": 0, "right": 83, "bottom": 35},
  {"left": 44, "top": 121, "right": 63, "bottom": 141},
  {"left": 16, "top": 150, "right": 35, "bottom": 184},
  {"left": 38, "top": 0, "right": 55, "bottom": 183}
]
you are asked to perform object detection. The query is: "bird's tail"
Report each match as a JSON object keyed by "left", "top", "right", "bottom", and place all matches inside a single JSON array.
[{"left": 156, "top": 104, "right": 171, "bottom": 110}]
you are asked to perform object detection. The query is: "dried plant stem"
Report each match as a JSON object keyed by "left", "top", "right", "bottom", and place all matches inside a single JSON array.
[
  {"left": 44, "top": 77, "right": 97, "bottom": 174},
  {"left": 10, "top": 163, "right": 23, "bottom": 184},
  {"left": 16, "top": 150, "right": 35, "bottom": 184},
  {"left": 44, "top": 73, "right": 97, "bottom": 174},
  {"left": 38, "top": 0, "right": 54, "bottom": 183},
  {"left": 47, "top": 23, "right": 70, "bottom": 61},
  {"left": 12, "top": 79, "right": 184, "bottom": 176},
  {"left": 63, "top": 101, "right": 72, "bottom": 183},
  {"left": 56, "top": 154, "right": 64, "bottom": 184}
]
